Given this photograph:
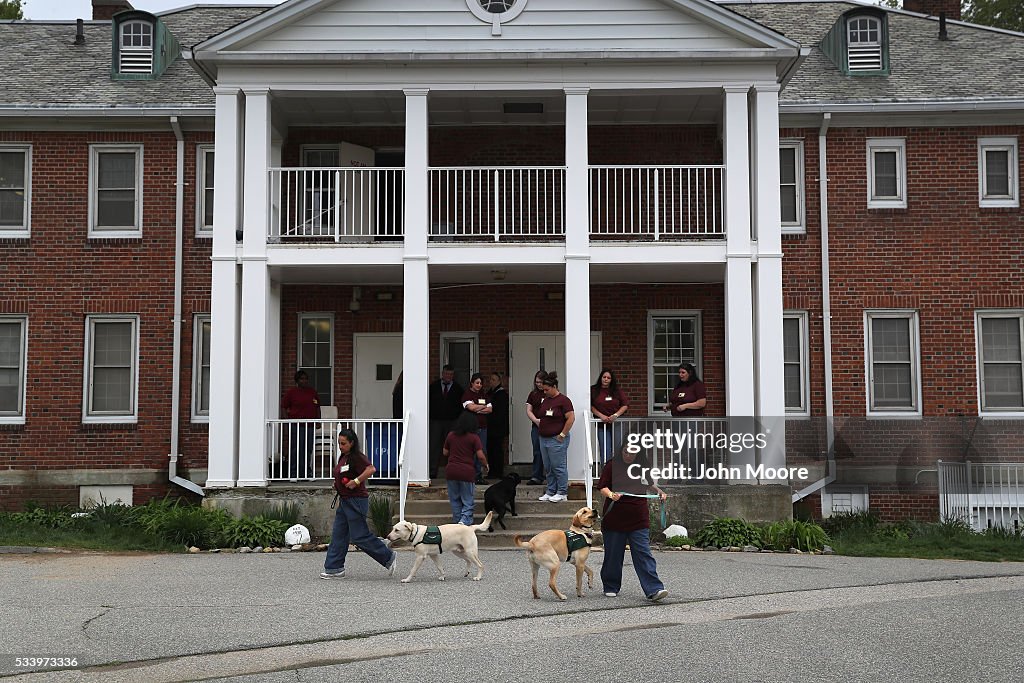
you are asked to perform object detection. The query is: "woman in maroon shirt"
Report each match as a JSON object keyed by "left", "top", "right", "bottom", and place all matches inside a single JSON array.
[
  {"left": 597, "top": 443, "right": 668, "bottom": 601},
  {"left": 280, "top": 370, "right": 321, "bottom": 480},
  {"left": 665, "top": 363, "right": 707, "bottom": 416},
  {"left": 443, "top": 411, "right": 489, "bottom": 524},
  {"left": 461, "top": 373, "right": 492, "bottom": 484},
  {"left": 537, "top": 372, "right": 574, "bottom": 503},
  {"left": 590, "top": 367, "right": 628, "bottom": 466},
  {"left": 525, "top": 370, "right": 548, "bottom": 485}
]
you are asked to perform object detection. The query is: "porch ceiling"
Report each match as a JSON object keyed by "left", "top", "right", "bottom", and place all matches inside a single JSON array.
[
  {"left": 590, "top": 262, "right": 724, "bottom": 284},
  {"left": 272, "top": 89, "right": 724, "bottom": 128},
  {"left": 269, "top": 264, "right": 403, "bottom": 285}
]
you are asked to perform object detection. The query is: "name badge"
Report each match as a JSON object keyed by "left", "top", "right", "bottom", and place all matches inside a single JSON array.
[
  {"left": 604, "top": 396, "right": 613, "bottom": 401},
  {"left": 545, "top": 409, "right": 554, "bottom": 417},
  {"left": 339, "top": 464, "right": 350, "bottom": 473},
  {"left": 477, "top": 398, "right": 486, "bottom": 404},
  {"left": 678, "top": 392, "right": 685, "bottom": 398}
]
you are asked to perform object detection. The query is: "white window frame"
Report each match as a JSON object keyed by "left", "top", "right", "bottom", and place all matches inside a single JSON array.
[
  {"left": 864, "top": 310, "right": 921, "bottom": 417},
  {"left": 0, "top": 144, "right": 31, "bottom": 238},
  {"left": 89, "top": 144, "right": 143, "bottom": 238},
  {"left": 866, "top": 138, "right": 906, "bottom": 209},
  {"left": 191, "top": 314, "right": 211, "bottom": 422},
  {"left": 779, "top": 139, "right": 805, "bottom": 234},
  {"left": 0, "top": 316, "right": 28, "bottom": 424},
  {"left": 978, "top": 137, "right": 1019, "bottom": 208},
  {"left": 196, "top": 145, "right": 215, "bottom": 236},
  {"left": 783, "top": 311, "right": 810, "bottom": 416},
  {"left": 83, "top": 315, "right": 140, "bottom": 424},
  {"left": 846, "top": 15, "right": 883, "bottom": 72},
  {"left": 119, "top": 20, "right": 154, "bottom": 74},
  {"left": 440, "top": 332, "right": 481, "bottom": 389},
  {"left": 647, "top": 310, "right": 703, "bottom": 414},
  {"left": 975, "top": 310, "right": 1024, "bottom": 417},
  {"left": 298, "top": 312, "right": 334, "bottom": 406}
]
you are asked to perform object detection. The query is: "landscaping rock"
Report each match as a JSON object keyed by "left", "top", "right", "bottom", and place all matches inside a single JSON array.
[
  {"left": 252, "top": 546, "right": 263, "bottom": 553},
  {"left": 291, "top": 544, "right": 303, "bottom": 551},
  {"left": 238, "top": 547, "right": 252, "bottom": 553},
  {"left": 789, "top": 548, "right": 803, "bottom": 554},
  {"left": 316, "top": 543, "right": 328, "bottom": 552},
  {"left": 743, "top": 545, "right": 759, "bottom": 553},
  {"left": 188, "top": 546, "right": 201, "bottom": 554},
  {"left": 208, "top": 549, "right": 221, "bottom": 553},
  {"left": 823, "top": 545, "right": 835, "bottom": 555},
  {"left": 263, "top": 547, "right": 275, "bottom": 553}
]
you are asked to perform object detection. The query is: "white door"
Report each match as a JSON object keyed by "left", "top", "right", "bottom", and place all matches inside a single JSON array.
[
  {"left": 508, "top": 332, "right": 601, "bottom": 464},
  {"left": 353, "top": 333, "right": 402, "bottom": 419}
]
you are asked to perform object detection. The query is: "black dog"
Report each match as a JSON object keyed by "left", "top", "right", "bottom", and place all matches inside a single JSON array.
[{"left": 483, "top": 472, "right": 521, "bottom": 531}]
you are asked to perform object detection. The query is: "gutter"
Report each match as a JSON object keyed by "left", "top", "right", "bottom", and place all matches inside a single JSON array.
[
  {"left": 780, "top": 99, "right": 1024, "bottom": 115},
  {"left": 0, "top": 105, "right": 213, "bottom": 117},
  {"left": 793, "top": 112, "right": 836, "bottom": 503},
  {"left": 168, "top": 116, "right": 205, "bottom": 498}
]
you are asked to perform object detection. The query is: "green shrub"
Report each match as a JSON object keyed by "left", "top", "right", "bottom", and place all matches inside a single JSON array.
[
  {"left": 11, "top": 505, "right": 80, "bottom": 530},
  {"left": 368, "top": 492, "right": 395, "bottom": 538},
  {"left": 224, "top": 516, "right": 289, "bottom": 548},
  {"left": 693, "top": 518, "right": 762, "bottom": 549},
  {"left": 663, "top": 535, "right": 692, "bottom": 547},
  {"left": 762, "top": 520, "right": 830, "bottom": 552},
  {"left": 982, "top": 525, "right": 1024, "bottom": 540},
  {"left": 262, "top": 502, "right": 301, "bottom": 526},
  {"left": 820, "top": 510, "right": 880, "bottom": 537}
]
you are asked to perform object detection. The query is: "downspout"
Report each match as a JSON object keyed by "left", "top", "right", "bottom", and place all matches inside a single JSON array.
[
  {"left": 169, "top": 116, "right": 205, "bottom": 497},
  {"left": 793, "top": 112, "right": 836, "bottom": 502}
]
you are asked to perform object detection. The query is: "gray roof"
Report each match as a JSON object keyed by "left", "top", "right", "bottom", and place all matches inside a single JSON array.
[
  {"left": 726, "top": 1, "right": 1024, "bottom": 104},
  {"left": 0, "top": 2, "right": 1022, "bottom": 110},
  {"left": 0, "top": 6, "right": 267, "bottom": 109}
]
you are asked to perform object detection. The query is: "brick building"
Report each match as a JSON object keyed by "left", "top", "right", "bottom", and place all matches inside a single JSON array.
[{"left": 1, "top": 0, "right": 1021, "bottom": 524}]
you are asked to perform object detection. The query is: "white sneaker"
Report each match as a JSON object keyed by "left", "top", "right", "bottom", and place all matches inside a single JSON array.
[
  {"left": 538, "top": 493, "right": 552, "bottom": 501},
  {"left": 548, "top": 494, "right": 567, "bottom": 503},
  {"left": 647, "top": 589, "right": 669, "bottom": 602},
  {"left": 604, "top": 591, "right": 617, "bottom": 597},
  {"left": 386, "top": 552, "right": 398, "bottom": 578}
]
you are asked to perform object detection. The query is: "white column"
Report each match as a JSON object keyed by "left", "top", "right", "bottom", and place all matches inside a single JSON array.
[
  {"left": 206, "top": 87, "right": 242, "bottom": 488},
  {"left": 236, "top": 88, "right": 272, "bottom": 486},
  {"left": 564, "top": 87, "right": 592, "bottom": 481},
  {"left": 403, "top": 89, "right": 430, "bottom": 484},
  {"left": 752, "top": 84, "right": 786, "bottom": 476}
]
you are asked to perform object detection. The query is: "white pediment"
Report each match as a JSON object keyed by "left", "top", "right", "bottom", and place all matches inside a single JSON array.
[{"left": 197, "top": 0, "right": 798, "bottom": 58}]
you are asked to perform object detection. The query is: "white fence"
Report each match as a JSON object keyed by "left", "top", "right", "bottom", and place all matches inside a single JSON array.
[
  {"left": 938, "top": 460, "right": 1024, "bottom": 531},
  {"left": 586, "top": 416, "right": 730, "bottom": 481},
  {"left": 269, "top": 167, "right": 404, "bottom": 241},
  {"left": 429, "top": 166, "right": 566, "bottom": 241},
  {"left": 590, "top": 165, "right": 724, "bottom": 239},
  {"left": 266, "top": 418, "right": 404, "bottom": 482}
]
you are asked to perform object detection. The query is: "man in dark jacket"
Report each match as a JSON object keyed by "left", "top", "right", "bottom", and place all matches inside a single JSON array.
[{"left": 428, "top": 365, "right": 464, "bottom": 478}]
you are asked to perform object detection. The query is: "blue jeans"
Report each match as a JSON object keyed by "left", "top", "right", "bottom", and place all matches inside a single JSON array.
[
  {"left": 324, "top": 497, "right": 394, "bottom": 573},
  {"left": 539, "top": 434, "right": 569, "bottom": 496},
  {"left": 530, "top": 424, "right": 544, "bottom": 481},
  {"left": 601, "top": 528, "right": 665, "bottom": 597},
  {"left": 475, "top": 428, "right": 488, "bottom": 479},
  {"left": 447, "top": 479, "right": 476, "bottom": 525}
]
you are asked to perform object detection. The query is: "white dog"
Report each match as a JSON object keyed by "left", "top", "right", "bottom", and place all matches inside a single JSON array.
[{"left": 386, "top": 511, "right": 493, "bottom": 583}]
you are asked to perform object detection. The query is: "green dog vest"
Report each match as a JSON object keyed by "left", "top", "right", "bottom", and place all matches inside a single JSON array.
[
  {"left": 564, "top": 530, "right": 590, "bottom": 561},
  {"left": 415, "top": 525, "right": 443, "bottom": 553}
]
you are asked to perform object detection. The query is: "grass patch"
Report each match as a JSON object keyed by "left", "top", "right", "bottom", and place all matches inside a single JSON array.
[{"left": 0, "top": 513, "right": 181, "bottom": 552}]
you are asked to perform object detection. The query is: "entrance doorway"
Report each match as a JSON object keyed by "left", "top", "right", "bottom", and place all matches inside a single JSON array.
[{"left": 353, "top": 333, "right": 402, "bottom": 419}]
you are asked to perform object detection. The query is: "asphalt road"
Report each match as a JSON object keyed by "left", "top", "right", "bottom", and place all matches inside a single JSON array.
[{"left": 2, "top": 548, "right": 1024, "bottom": 682}]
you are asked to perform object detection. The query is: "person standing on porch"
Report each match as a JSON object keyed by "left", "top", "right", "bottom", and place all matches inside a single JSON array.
[
  {"left": 537, "top": 372, "right": 574, "bottom": 503},
  {"left": 392, "top": 371, "right": 403, "bottom": 420},
  {"left": 486, "top": 372, "right": 509, "bottom": 480},
  {"left": 321, "top": 429, "right": 398, "bottom": 579},
  {"left": 443, "top": 411, "right": 489, "bottom": 525},
  {"left": 591, "top": 368, "right": 628, "bottom": 466},
  {"left": 525, "top": 370, "right": 548, "bottom": 485},
  {"left": 462, "top": 373, "right": 492, "bottom": 485},
  {"left": 280, "top": 370, "right": 320, "bottom": 479},
  {"left": 429, "top": 365, "right": 463, "bottom": 479},
  {"left": 664, "top": 363, "right": 707, "bottom": 416}
]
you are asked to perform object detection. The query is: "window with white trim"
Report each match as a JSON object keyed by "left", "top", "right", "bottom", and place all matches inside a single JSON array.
[
  {"left": 197, "top": 146, "right": 214, "bottom": 234},
  {"left": 119, "top": 20, "right": 154, "bottom": 74},
  {"left": 783, "top": 312, "right": 809, "bottom": 414},
  {"left": 867, "top": 138, "right": 906, "bottom": 209},
  {"left": 865, "top": 311, "right": 920, "bottom": 415},
  {"left": 441, "top": 333, "right": 480, "bottom": 391},
  {"left": 977, "top": 312, "right": 1024, "bottom": 412},
  {"left": 780, "top": 140, "right": 805, "bottom": 232},
  {"left": 0, "top": 146, "right": 30, "bottom": 236},
  {"left": 648, "top": 312, "right": 701, "bottom": 411},
  {"left": 299, "top": 314, "right": 333, "bottom": 405},
  {"left": 192, "top": 315, "right": 211, "bottom": 420},
  {"left": 84, "top": 316, "right": 139, "bottom": 423},
  {"left": 847, "top": 16, "right": 882, "bottom": 72},
  {"left": 978, "top": 137, "right": 1018, "bottom": 208},
  {"left": 90, "top": 145, "right": 143, "bottom": 237},
  {"left": 0, "top": 316, "right": 27, "bottom": 422}
]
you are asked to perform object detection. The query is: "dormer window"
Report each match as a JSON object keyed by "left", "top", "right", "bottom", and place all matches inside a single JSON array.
[
  {"left": 847, "top": 16, "right": 882, "bottom": 71},
  {"left": 119, "top": 20, "right": 153, "bottom": 74}
]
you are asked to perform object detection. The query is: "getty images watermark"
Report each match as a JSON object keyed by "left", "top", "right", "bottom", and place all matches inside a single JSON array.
[{"left": 621, "top": 426, "right": 811, "bottom": 483}]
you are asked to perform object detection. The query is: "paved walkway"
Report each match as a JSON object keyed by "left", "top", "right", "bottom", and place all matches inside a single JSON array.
[{"left": 2, "top": 548, "right": 1023, "bottom": 681}]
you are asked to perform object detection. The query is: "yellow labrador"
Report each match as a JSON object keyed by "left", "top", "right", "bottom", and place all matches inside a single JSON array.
[
  {"left": 386, "top": 511, "right": 493, "bottom": 583},
  {"left": 513, "top": 507, "right": 598, "bottom": 601}
]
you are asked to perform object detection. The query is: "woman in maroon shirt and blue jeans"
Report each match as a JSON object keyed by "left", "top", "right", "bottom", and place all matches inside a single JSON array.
[
  {"left": 537, "top": 372, "right": 574, "bottom": 503},
  {"left": 444, "top": 411, "right": 489, "bottom": 524},
  {"left": 597, "top": 443, "right": 668, "bottom": 601}
]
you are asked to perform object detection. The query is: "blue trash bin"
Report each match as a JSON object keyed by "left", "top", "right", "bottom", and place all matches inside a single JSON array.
[{"left": 365, "top": 423, "right": 402, "bottom": 479}]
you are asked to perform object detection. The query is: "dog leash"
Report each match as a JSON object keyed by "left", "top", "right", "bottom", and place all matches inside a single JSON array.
[{"left": 606, "top": 492, "right": 668, "bottom": 531}]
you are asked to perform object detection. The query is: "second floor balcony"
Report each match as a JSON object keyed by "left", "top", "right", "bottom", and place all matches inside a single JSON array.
[{"left": 268, "top": 164, "right": 724, "bottom": 245}]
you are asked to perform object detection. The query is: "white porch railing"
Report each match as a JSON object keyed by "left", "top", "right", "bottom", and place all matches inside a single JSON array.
[
  {"left": 429, "top": 166, "right": 566, "bottom": 241},
  {"left": 266, "top": 418, "right": 404, "bottom": 482},
  {"left": 938, "top": 460, "right": 1024, "bottom": 531},
  {"left": 589, "top": 165, "right": 724, "bottom": 239},
  {"left": 268, "top": 167, "right": 404, "bottom": 242},
  {"left": 586, "top": 416, "right": 730, "bottom": 481}
]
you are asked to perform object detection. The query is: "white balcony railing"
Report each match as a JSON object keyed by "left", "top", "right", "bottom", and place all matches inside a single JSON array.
[
  {"left": 268, "top": 167, "right": 404, "bottom": 242},
  {"left": 266, "top": 418, "right": 404, "bottom": 482},
  {"left": 590, "top": 165, "right": 724, "bottom": 239},
  {"left": 429, "top": 166, "right": 566, "bottom": 241}
]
